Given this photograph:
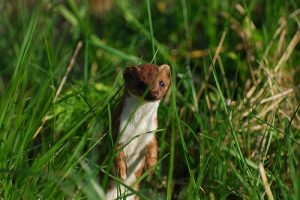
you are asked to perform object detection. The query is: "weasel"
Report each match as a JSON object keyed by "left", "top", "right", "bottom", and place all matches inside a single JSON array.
[{"left": 106, "top": 64, "right": 171, "bottom": 200}]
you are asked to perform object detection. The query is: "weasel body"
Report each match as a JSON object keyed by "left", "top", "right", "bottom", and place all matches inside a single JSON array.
[{"left": 106, "top": 64, "right": 170, "bottom": 200}]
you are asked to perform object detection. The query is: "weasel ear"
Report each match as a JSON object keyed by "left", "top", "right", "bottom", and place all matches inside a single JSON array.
[
  {"left": 123, "top": 66, "right": 136, "bottom": 81},
  {"left": 159, "top": 64, "right": 170, "bottom": 75}
]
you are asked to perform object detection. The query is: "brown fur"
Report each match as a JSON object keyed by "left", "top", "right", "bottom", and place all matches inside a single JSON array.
[
  {"left": 114, "top": 144, "right": 127, "bottom": 180},
  {"left": 134, "top": 158, "right": 146, "bottom": 189},
  {"left": 154, "top": 116, "right": 158, "bottom": 127},
  {"left": 145, "top": 137, "right": 158, "bottom": 175}
]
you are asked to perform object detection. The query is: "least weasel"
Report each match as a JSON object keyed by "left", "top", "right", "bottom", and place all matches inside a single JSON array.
[{"left": 106, "top": 64, "right": 171, "bottom": 200}]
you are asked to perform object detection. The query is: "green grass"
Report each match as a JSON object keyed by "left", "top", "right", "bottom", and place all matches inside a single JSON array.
[{"left": 0, "top": 0, "right": 300, "bottom": 199}]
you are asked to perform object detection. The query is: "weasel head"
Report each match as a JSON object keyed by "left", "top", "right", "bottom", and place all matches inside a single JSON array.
[{"left": 123, "top": 64, "right": 171, "bottom": 101}]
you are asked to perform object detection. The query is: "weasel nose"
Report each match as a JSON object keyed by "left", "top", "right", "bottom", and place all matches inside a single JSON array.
[
  {"left": 151, "top": 91, "right": 159, "bottom": 99},
  {"left": 146, "top": 91, "right": 160, "bottom": 101}
]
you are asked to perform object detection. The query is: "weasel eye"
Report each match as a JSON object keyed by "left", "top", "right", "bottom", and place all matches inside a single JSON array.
[{"left": 159, "top": 80, "right": 165, "bottom": 87}]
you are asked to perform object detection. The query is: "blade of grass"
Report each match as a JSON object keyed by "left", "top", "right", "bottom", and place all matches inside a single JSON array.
[
  {"left": 90, "top": 35, "right": 140, "bottom": 63},
  {"left": 0, "top": 13, "right": 38, "bottom": 128},
  {"left": 146, "top": 0, "right": 156, "bottom": 64}
]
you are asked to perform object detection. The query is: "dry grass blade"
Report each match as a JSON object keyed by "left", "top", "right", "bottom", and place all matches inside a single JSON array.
[
  {"left": 275, "top": 31, "right": 300, "bottom": 72},
  {"left": 262, "top": 17, "right": 286, "bottom": 61},
  {"left": 259, "top": 162, "right": 274, "bottom": 200},
  {"left": 54, "top": 41, "right": 83, "bottom": 102},
  {"left": 259, "top": 88, "right": 294, "bottom": 104}
]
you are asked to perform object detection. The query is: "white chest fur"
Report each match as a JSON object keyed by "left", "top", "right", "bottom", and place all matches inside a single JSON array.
[{"left": 119, "top": 96, "right": 159, "bottom": 179}]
